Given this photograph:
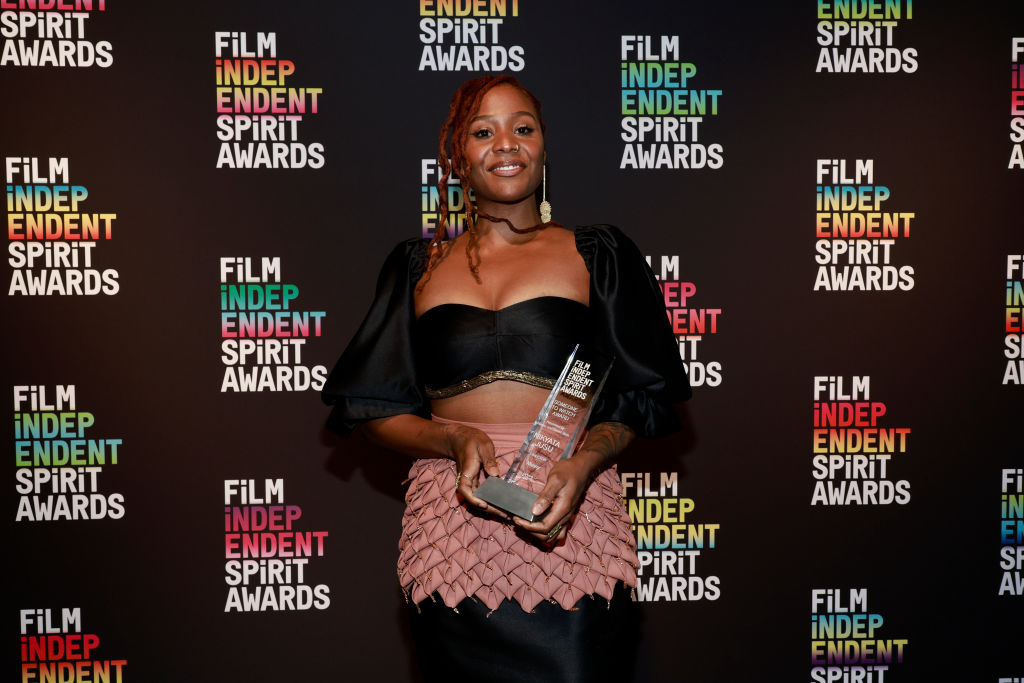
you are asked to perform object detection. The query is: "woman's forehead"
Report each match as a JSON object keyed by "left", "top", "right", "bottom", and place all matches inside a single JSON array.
[{"left": 475, "top": 84, "right": 539, "bottom": 118}]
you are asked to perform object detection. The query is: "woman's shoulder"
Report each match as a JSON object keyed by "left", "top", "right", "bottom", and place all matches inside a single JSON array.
[
  {"left": 572, "top": 224, "right": 643, "bottom": 271},
  {"left": 387, "top": 235, "right": 432, "bottom": 257},
  {"left": 572, "top": 224, "right": 638, "bottom": 250},
  {"left": 378, "top": 236, "right": 431, "bottom": 277}
]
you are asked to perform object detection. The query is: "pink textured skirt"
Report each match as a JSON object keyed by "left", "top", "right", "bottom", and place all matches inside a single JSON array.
[{"left": 397, "top": 416, "right": 639, "bottom": 613}]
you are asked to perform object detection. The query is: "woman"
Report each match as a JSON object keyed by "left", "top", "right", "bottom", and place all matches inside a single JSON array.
[{"left": 323, "top": 74, "right": 690, "bottom": 681}]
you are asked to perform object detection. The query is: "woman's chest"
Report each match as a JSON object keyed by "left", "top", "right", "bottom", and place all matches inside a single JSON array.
[{"left": 414, "top": 235, "right": 590, "bottom": 316}]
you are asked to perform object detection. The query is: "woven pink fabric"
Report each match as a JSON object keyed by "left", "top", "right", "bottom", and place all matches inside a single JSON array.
[{"left": 397, "top": 416, "right": 639, "bottom": 612}]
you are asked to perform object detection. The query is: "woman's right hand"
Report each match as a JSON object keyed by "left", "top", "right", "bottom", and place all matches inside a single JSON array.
[{"left": 442, "top": 423, "right": 501, "bottom": 509}]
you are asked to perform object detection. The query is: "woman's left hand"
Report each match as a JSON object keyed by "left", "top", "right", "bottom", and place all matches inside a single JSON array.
[
  {"left": 512, "top": 455, "right": 598, "bottom": 546},
  {"left": 512, "top": 422, "right": 635, "bottom": 546}
]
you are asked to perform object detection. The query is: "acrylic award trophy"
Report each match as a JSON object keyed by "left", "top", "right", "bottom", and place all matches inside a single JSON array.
[{"left": 474, "top": 344, "right": 614, "bottom": 521}]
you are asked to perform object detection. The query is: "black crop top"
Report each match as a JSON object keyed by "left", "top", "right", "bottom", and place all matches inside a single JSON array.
[
  {"left": 322, "top": 225, "right": 691, "bottom": 438},
  {"left": 413, "top": 296, "right": 590, "bottom": 398}
]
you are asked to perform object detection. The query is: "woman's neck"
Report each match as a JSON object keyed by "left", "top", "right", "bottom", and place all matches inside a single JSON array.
[{"left": 473, "top": 198, "right": 544, "bottom": 246}]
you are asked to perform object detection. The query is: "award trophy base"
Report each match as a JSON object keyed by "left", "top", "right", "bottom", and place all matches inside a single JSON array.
[{"left": 475, "top": 476, "right": 539, "bottom": 521}]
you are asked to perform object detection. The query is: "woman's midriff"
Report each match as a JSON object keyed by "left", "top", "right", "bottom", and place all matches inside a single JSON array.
[{"left": 428, "top": 379, "right": 552, "bottom": 423}]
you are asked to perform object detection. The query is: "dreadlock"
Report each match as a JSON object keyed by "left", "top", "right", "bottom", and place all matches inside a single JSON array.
[{"left": 420, "top": 74, "right": 549, "bottom": 289}]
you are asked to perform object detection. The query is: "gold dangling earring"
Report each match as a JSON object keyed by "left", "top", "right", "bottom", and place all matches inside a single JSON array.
[{"left": 539, "top": 163, "right": 552, "bottom": 224}]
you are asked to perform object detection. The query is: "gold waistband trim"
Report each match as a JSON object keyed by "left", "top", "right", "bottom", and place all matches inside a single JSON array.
[{"left": 425, "top": 370, "right": 556, "bottom": 399}]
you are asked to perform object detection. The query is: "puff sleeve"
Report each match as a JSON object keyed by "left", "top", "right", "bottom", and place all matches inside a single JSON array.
[
  {"left": 576, "top": 225, "right": 691, "bottom": 438},
  {"left": 321, "top": 239, "right": 430, "bottom": 436}
]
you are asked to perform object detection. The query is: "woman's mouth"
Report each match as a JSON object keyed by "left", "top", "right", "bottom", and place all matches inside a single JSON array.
[{"left": 488, "top": 160, "right": 525, "bottom": 176}]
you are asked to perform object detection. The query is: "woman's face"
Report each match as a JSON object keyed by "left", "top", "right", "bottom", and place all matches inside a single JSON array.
[{"left": 464, "top": 83, "right": 544, "bottom": 208}]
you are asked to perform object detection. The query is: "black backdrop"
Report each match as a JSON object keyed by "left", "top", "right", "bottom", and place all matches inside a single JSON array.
[{"left": 4, "top": 2, "right": 1023, "bottom": 681}]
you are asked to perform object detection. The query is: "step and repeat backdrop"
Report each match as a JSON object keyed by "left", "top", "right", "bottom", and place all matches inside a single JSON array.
[{"left": 3, "top": 1, "right": 1023, "bottom": 681}]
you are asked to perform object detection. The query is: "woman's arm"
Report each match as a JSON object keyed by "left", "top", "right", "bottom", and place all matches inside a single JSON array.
[
  {"left": 359, "top": 414, "right": 502, "bottom": 508},
  {"left": 514, "top": 420, "right": 636, "bottom": 544},
  {"left": 570, "top": 421, "right": 637, "bottom": 476}
]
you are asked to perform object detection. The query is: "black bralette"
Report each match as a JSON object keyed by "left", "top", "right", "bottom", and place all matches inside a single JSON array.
[{"left": 413, "top": 296, "right": 593, "bottom": 398}]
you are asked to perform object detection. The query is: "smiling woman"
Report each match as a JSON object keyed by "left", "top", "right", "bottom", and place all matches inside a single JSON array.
[{"left": 322, "top": 74, "right": 691, "bottom": 682}]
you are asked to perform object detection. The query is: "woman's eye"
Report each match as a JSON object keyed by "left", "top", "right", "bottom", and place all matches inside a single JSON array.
[
  {"left": 471, "top": 129, "right": 492, "bottom": 138},
  {"left": 515, "top": 126, "right": 534, "bottom": 135}
]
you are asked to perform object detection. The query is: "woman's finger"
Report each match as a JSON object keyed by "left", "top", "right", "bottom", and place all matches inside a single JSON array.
[
  {"left": 478, "top": 438, "right": 500, "bottom": 477},
  {"left": 446, "top": 427, "right": 496, "bottom": 509},
  {"left": 515, "top": 482, "right": 573, "bottom": 534},
  {"left": 544, "top": 517, "right": 571, "bottom": 545},
  {"left": 528, "top": 471, "right": 567, "bottom": 520},
  {"left": 457, "top": 466, "right": 489, "bottom": 509}
]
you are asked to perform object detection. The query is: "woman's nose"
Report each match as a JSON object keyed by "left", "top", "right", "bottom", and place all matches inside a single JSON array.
[{"left": 492, "top": 130, "right": 518, "bottom": 153}]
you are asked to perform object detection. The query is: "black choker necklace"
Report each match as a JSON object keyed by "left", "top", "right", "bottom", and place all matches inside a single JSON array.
[{"left": 475, "top": 210, "right": 560, "bottom": 234}]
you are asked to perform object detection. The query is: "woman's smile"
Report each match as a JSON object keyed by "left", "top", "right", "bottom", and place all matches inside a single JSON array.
[{"left": 488, "top": 159, "right": 526, "bottom": 175}]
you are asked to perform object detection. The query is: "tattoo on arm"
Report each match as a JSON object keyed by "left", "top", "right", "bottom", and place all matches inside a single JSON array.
[{"left": 580, "top": 422, "right": 636, "bottom": 469}]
